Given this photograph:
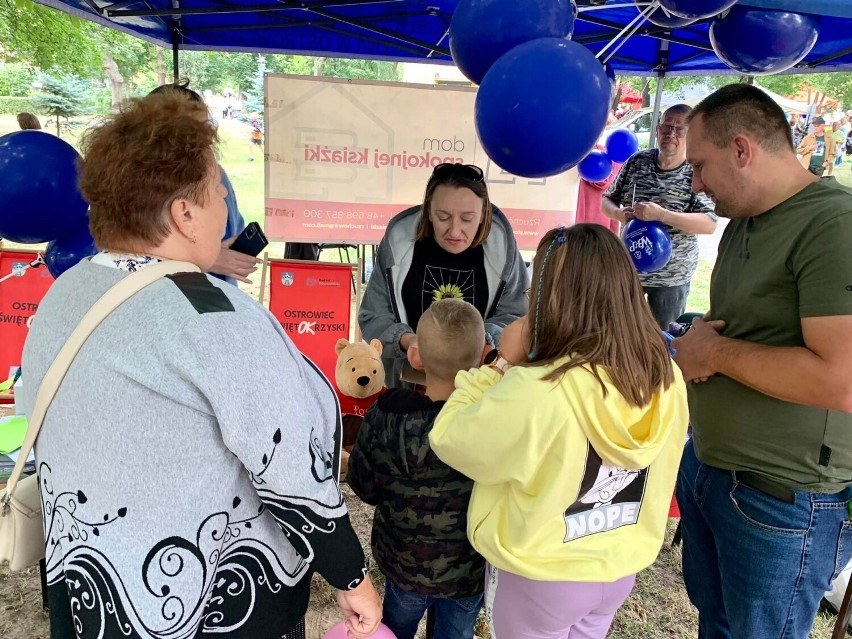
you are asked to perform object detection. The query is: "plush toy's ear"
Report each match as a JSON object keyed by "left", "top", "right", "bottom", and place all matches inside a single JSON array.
[
  {"left": 369, "top": 339, "right": 383, "bottom": 357},
  {"left": 407, "top": 344, "right": 424, "bottom": 371},
  {"left": 335, "top": 338, "right": 350, "bottom": 356}
]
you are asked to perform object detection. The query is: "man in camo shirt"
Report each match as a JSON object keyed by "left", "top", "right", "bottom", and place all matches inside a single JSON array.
[{"left": 603, "top": 104, "right": 718, "bottom": 327}]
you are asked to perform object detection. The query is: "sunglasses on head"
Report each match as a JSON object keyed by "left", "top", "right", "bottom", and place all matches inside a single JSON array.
[{"left": 430, "top": 163, "right": 485, "bottom": 183}]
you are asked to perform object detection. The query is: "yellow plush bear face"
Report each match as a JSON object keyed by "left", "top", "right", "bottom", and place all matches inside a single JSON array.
[{"left": 335, "top": 338, "right": 385, "bottom": 399}]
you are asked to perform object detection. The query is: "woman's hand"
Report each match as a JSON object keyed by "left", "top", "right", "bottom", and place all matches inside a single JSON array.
[
  {"left": 209, "top": 235, "right": 261, "bottom": 283},
  {"left": 337, "top": 577, "right": 382, "bottom": 638},
  {"left": 498, "top": 316, "right": 531, "bottom": 365}
]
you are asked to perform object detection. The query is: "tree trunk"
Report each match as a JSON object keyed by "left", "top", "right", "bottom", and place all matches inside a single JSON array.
[
  {"left": 642, "top": 81, "right": 651, "bottom": 108},
  {"left": 55, "top": 116, "right": 60, "bottom": 137},
  {"left": 611, "top": 85, "right": 622, "bottom": 113},
  {"left": 739, "top": 75, "right": 755, "bottom": 85},
  {"left": 102, "top": 55, "right": 124, "bottom": 111},
  {"left": 156, "top": 48, "right": 166, "bottom": 86},
  {"left": 312, "top": 57, "right": 326, "bottom": 77}
]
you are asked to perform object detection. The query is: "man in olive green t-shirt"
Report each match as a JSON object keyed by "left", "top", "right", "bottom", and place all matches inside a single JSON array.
[{"left": 672, "top": 85, "right": 852, "bottom": 639}]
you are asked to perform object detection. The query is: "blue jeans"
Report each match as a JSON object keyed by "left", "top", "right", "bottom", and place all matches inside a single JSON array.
[
  {"left": 677, "top": 440, "right": 852, "bottom": 639},
  {"left": 643, "top": 284, "right": 690, "bottom": 329},
  {"left": 383, "top": 579, "right": 483, "bottom": 639}
]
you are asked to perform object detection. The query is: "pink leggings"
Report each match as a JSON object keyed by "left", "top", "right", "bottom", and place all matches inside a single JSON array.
[{"left": 484, "top": 564, "right": 636, "bottom": 639}]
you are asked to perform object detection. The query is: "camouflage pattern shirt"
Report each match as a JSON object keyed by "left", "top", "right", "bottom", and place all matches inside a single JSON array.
[
  {"left": 347, "top": 389, "right": 484, "bottom": 598},
  {"left": 604, "top": 149, "right": 717, "bottom": 287}
]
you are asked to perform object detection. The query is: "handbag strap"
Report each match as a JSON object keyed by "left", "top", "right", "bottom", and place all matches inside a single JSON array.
[{"left": 2, "top": 260, "right": 201, "bottom": 498}]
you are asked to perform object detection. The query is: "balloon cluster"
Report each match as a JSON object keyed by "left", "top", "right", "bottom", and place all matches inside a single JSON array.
[
  {"left": 576, "top": 128, "right": 640, "bottom": 183},
  {"left": 0, "top": 131, "right": 96, "bottom": 279},
  {"left": 450, "top": 0, "right": 611, "bottom": 178},
  {"left": 634, "top": 0, "right": 821, "bottom": 76}
]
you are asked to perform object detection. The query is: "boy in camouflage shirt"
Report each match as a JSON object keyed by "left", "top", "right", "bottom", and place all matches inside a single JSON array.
[{"left": 348, "top": 299, "right": 486, "bottom": 639}]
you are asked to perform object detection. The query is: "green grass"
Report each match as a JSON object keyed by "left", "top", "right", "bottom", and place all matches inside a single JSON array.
[{"left": 686, "top": 258, "right": 712, "bottom": 316}]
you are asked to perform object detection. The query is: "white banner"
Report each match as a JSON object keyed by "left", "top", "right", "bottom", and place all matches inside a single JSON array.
[{"left": 264, "top": 74, "right": 579, "bottom": 250}]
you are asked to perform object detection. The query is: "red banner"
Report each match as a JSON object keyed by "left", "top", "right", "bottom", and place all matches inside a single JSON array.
[
  {"left": 268, "top": 260, "right": 353, "bottom": 391},
  {"left": 0, "top": 250, "right": 54, "bottom": 378}
]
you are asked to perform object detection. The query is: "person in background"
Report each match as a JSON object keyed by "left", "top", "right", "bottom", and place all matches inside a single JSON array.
[
  {"left": 831, "top": 120, "right": 845, "bottom": 172},
  {"left": 602, "top": 104, "right": 718, "bottom": 328},
  {"left": 796, "top": 115, "right": 834, "bottom": 177},
  {"left": 674, "top": 83, "right": 852, "bottom": 639},
  {"left": 248, "top": 113, "right": 264, "bottom": 162},
  {"left": 430, "top": 224, "right": 688, "bottom": 639},
  {"left": 359, "top": 162, "right": 529, "bottom": 388},
  {"left": 149, "top": 82, "right": 260, "bottom": 285},
  {"left": 17, "top": 112, "right": 41, "bottom": 130},
  {"left": 348, "top": 298, "right": 486, "bottom": 639},
  {"left": 21, "top": 90, "right": 382, "bottom": 639}
]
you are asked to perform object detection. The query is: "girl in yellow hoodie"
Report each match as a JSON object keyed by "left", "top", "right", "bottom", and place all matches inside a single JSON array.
[{"left": 430, "top": 224, "right": 689, "bottom": 639}]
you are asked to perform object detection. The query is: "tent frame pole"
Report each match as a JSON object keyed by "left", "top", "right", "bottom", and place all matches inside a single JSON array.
[
  {"left": 648, "top": 39, "right": 670, "bottom": 149},
  {"left": 171, "top": 0, "right": 180, "bottom": 81}
]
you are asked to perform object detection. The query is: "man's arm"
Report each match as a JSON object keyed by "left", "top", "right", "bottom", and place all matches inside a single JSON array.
[
  {"left": 632, "top": 203, "right": 717, "bottom": 234},
  {"left": 602, "top": 196, "right": 630, "bottom": 224},
  {"left": 673, "top": 316, "right": 852, "bottom": 413}
]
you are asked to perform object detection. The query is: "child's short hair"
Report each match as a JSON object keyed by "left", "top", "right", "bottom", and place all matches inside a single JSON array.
[{"left": 417, "top": 299, "right": 485, "bottom": 382}]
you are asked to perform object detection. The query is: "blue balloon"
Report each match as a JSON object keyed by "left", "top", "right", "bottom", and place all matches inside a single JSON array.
[
  {"left": 44, "top": 221, "right": 97, "bottom": 279},
  {"left": 450, "top": 0, "right": 577, "bottom": 85},
  {"left": 0, "top": 131, "right": 89, "bottom": 244},
  {"left": 578, "top": 151, "right": 613, "bottom": 183},
  {"left": 475, "top": 38, "right": 610, "bottom": 178},
  {"left": 710, "top": 8, "right": 820, "bottom": 75},
  {"left": 622, "top": 220, "right": 672, "bottom": 274},
  {"left": 640, "top": 1, "right": 698, "bottom": 27},
  {"left": 606, "top": 129, "right": 640, "bottom": 163},
  {"left": 658, "top": 0, "right": 738, "bottom": 20}
]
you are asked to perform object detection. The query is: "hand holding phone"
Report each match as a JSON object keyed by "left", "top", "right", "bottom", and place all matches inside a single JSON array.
[{"left": 230, "top": 222, "right": 269, "bottom": 257}]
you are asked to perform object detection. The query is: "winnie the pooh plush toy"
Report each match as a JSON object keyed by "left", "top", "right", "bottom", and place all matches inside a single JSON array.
[{"left": 334, "top": 338, "right": 386, "bottom": 480}]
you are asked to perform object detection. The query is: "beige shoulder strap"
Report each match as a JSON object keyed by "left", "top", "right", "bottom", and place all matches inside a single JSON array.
[{"left": 3, "top": 260, "right": 201, "bottom": 496}]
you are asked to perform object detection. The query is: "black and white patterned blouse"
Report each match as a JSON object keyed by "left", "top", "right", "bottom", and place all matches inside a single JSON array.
[{"left": 21, "top": 257, "right": 365, "bottom": 639}]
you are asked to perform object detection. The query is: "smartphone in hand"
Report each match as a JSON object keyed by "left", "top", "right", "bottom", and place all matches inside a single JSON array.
[{"left": 230, "top": 222, "right": 268, "bottom": 257}]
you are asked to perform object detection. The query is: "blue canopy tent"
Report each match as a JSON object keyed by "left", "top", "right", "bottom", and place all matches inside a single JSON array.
[
  {"left": 31, "top": 0, "right": 852, "bottom": 148},
  {"left": 28, "top": 0, "right": 852, "bottom": 78}
]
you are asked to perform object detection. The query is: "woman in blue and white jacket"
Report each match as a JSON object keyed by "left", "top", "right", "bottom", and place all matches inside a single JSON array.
[{"left": 359, "top": 163, "right": 529, "bottom": 388}]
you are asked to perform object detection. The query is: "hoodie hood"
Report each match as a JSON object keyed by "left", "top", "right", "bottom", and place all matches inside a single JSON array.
[{"left": 560, "top": 363, "right": 687, "bottom": 471}]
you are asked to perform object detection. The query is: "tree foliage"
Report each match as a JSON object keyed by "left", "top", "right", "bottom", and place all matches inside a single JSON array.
[
  {"left": 31, "top": 72, "right": 90, "bottom": 135},
  {"left": 0, "top": 62, "right": 35, "bottom": 96},
  {"left": 0, "top": 0, "right": 99, "bottom": 74}
]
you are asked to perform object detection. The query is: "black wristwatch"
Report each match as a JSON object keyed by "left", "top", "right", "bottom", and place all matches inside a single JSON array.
[{"left": 483, "top": 348, "right": 500, "bottom": 366}]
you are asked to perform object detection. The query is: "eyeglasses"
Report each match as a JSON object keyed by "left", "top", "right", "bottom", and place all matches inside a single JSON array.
[
  {"left": 659, "top": 125, "right": 688, "bottom": 138},
  {"left": 430, "top": 163, "right": 485, "bottom": 183}
]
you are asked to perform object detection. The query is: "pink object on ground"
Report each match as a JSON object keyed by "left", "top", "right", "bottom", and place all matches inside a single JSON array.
[{"left": 323, "top": 621, "right": 397, "bottom": 639}]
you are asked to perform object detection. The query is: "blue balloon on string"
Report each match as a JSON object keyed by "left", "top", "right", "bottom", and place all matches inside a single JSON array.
[
  {"left": 659, "top": 0, "right": 739, "bottom": 20},
  {"left": 710, "top": 7, "right": 820, "bottom": 75},
  {"left": 44, "top": 221, "right": 98, "bottom": 279},
  {"left": 0, "top": 131, "right": 89, "bottom": 244},
  {"left": 450, "top": 0, "right": 578, "bottom": 85},
  {"left": 622, "top": 220, "right": 672, "bottom": 274},
  {"left": 578, "top": 151, "right": 613, "bottom": 183},
  {"left": 475, "top": 38, "right": 611, "bottom": 178},
  {"left": 606, "top": 129, "right": 640, "bottom": 163}
]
